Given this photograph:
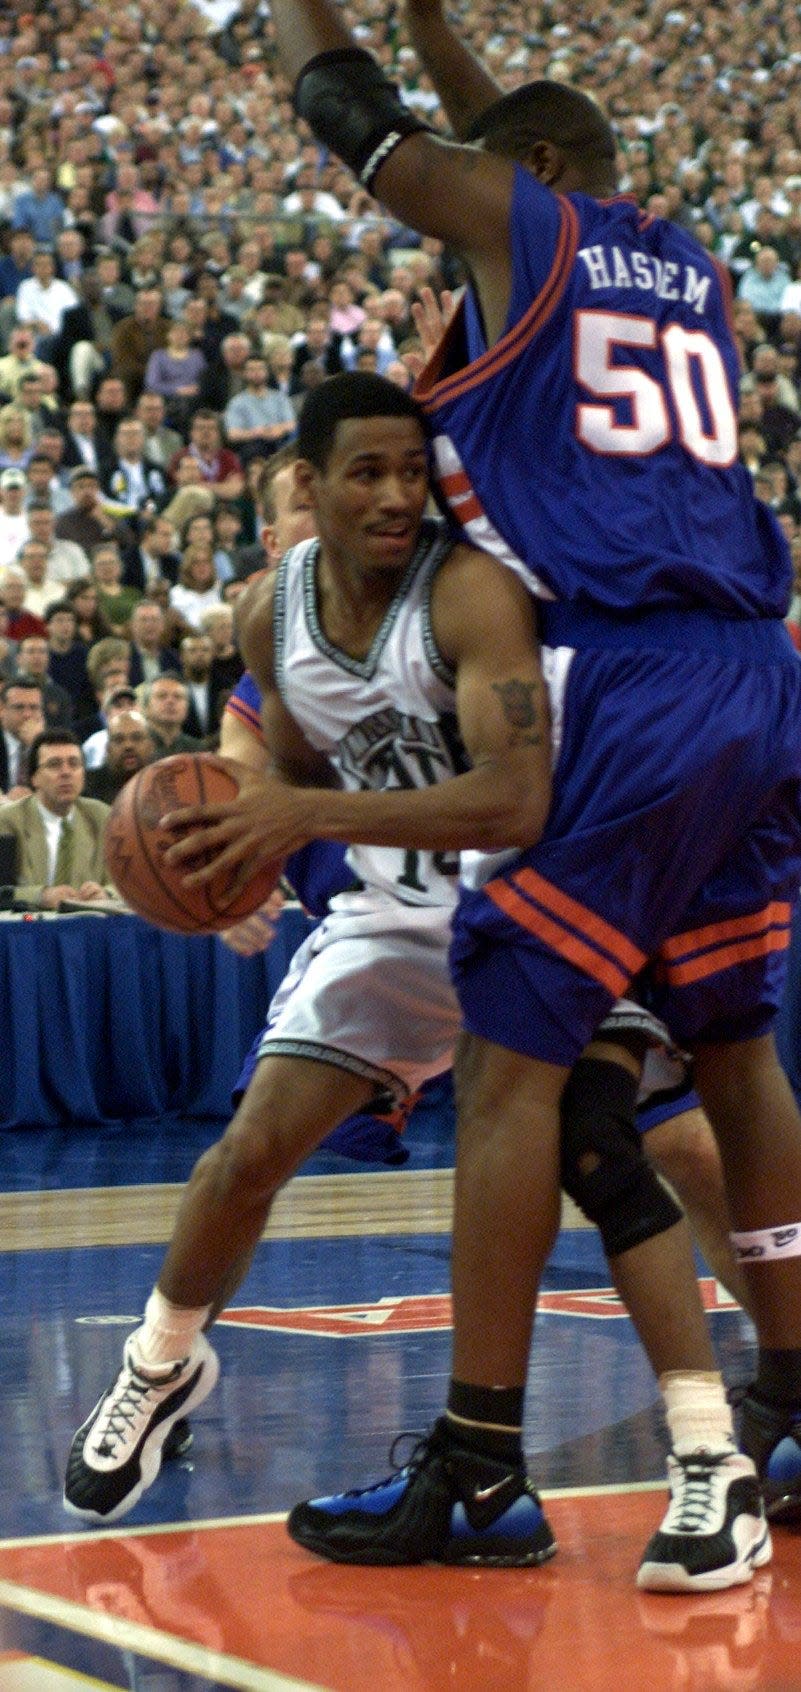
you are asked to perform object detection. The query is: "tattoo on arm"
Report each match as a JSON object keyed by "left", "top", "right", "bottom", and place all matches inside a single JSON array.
[{"left": 491, "top": 679, "right": 544, "bottom": 744}]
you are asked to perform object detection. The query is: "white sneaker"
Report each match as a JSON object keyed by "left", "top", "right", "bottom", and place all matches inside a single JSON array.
[
  {"left": 64, "top": 1331, "right": 218, "bottom": 1523},
  {"left": 637, "top": 1450, "right": 772, "bottom": 1593}
]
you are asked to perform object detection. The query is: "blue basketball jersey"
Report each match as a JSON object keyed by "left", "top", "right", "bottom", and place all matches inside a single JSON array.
[{"left": 417, "top": 167, "right": 791, "bottom": 621}]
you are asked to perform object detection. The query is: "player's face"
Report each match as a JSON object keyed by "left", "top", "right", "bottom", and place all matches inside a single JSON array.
[
  {"left": 264, "top": 463, "right": 317, "bottom": 562},
  {"left": 311, "top": 416, "right": 429, "bottom": 573}
]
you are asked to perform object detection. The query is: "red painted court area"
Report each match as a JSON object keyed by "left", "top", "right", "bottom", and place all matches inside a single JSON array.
[{"left": 1, "top": 1496, "right": 799, "bottom": 1692}]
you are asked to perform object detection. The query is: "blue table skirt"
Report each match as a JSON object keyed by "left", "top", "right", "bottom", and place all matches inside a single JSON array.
[
  {"left": 4, "top": 901, "right": 800, "bottom": 1132},
  {"left": 0, "top": 908, "right": 313, "bottom": 1129}
]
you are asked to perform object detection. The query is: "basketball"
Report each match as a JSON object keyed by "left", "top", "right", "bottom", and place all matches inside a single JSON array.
[{"left": 106, "top": 752, "right": 283, "bottom": 933}]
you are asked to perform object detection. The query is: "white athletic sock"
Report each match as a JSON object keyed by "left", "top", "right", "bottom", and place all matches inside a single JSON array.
[
  {"left": 131, "top": 1287, "right": 211, "bottom": 1371},
  {"left": 659, "top": 1369, "right": 737, "bottom": 1457}
]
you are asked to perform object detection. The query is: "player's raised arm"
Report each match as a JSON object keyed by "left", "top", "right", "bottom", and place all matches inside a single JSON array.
[
  {"left": 268, "top": 0, "right": 514, "bottom": 276},
  {"left": 401, "top": 0, "right": 503, "bottom": 141}
]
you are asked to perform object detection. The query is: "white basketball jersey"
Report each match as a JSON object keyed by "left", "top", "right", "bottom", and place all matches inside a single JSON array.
[{"left": 273, "top": 519, "right": 465, "bottom": 906}]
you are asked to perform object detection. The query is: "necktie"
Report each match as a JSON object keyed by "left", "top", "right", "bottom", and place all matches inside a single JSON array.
[{"left": 54, "top": 815, "right": 74, "bottom": 884}]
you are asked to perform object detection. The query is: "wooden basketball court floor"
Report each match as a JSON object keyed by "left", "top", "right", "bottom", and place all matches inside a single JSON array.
[{"left": 1, "top": 1098, "right": 800, "bottom": 1692}]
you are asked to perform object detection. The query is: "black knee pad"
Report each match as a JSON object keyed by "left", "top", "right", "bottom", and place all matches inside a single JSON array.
[{"left": 560, "top": 1057, "right": 682, "bottom": 1257}]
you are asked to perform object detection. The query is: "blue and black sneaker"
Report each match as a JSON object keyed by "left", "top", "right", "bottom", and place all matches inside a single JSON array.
[
  {"left": 739, "top": 1391, "right": 801, "bottom": 1524},
  {"left": 287, "top": 1418, "right": 556, "bottom": 1566}
]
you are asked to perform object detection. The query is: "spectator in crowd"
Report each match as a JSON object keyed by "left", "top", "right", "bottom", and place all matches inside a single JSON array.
[
  {"left": 178, "top": 631, "right": 217, "bottom": 740},
  {"left": 105, "top": 419, "right": 166, "bottom": 517},
  {"left": 199, "top": 601, "right": 244, "bottom": 705},
  {"left": 16, "top": 538, "right": 60, "bottom": 621},
  {"left": 94, "top": 250, "right": 136, "bottom": 324},
  {"left": 737, "top": 245, "right": 794, "bottom": 331},
  {"left": 84, "top": 708, "right": 155, "bottom": 804},
  {"left": 128, "top": 599, "right": 181, "bottom": 688},
  {"left": 109, "top": 287, "right": 171, "bottom": 405},
  {"left": 0, "top": 728, "right": 114, "bottom": 909},
  {"left": 193, "top": 270, "right": 240, "bottom": 361},
  {"left": 93, "top": 377, "right": 131, "bottom": 455},
  {"left": 61, "top": 400, "right": 115, "bottom": 485},
  {"left": 12, "top": 168, "right": 66, "bottom": 247},
  {"left": 81, "top": 686, "right": 143, "bottom": 772},
  {"left": 26, "top": 502, "right": 89, "bottom": 586},
  {"left": 122, "top": 511, "right": 181, "bottom": 594},
  {"left": 15, "top": 246, "right": 78, "bottom": 357},
  {"left": 16, "top": 369, "right": 58, "bottom": 443},
  {"left": 143, "top": 316, "right": 207, "bottom": 433},
  {"left": 2, "top": 568, "right": 47, "bottom": 643},
  {"left": 169, "top": 539, "right": 223, "bottom": 631},
  {"left": 0, "top": 229, "right": 35, "bottom": 326},
  {"left": 0, "top": 674, "right": 45, "bottom": 796},
  {"left": 223, "top": 353, "right": 296, "bottom": 462},
  {"left": 0, "top": 325, "right": 45, "bottom": 402},
  {"left": 0, "top": 469, "right": 30, "bottom": 570},
  {"left": 45, "top": 601, "right": 91, "bottom": 718},
  {"left": 54, "top": 229, "right": 88, "bottom": 294},
  {"left": 140, "top": 673, "right": 202, "bottom": 757},
  {"left": 0, "top": 604, "right": 16, "bottom": 686},
  {"left": 90, "top": 541, "right": 141, "bottom": 634},
  {"left": 169, "top": 409, "right": 244, "bottom": 503},
  {"left": 211, "top": 503, "right": 243, "bottom": 584},
  {"left": 63, "top": 577, "right": 112, "bottom": 650},
  {"left": 51, "top": 271, "right": 116, "bottom": 403},
  {"left": 55, "top": 467, "right": 120, "bottom": 556},
  {"left": 134, "top": 391, "right": 184, "bottom": 478},
  {"left": 0, "top": 406, "right": 33, "bottom": 476},
  {"left": 199, "top": 331, "right": 253, "bottom": 413},
  {"left": 13, "top": 633, "right": 74, "bottom": 729},
  {"left": 75, "top": 637, "right": 132, "bottom": 744},
  {"left": 24, "top": 451, "right": 71, "bottom": 518},
  {"left": 159, "top": 457, "right": 216, "bottom": 537}
]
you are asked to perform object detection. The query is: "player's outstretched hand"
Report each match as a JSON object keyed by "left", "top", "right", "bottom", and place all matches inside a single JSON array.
[
  {"left": 220, "top": 890, "right": 286, "bottom": 955},
  {"left": 410, "top": 286, "right": 457, "bottom": 366}
]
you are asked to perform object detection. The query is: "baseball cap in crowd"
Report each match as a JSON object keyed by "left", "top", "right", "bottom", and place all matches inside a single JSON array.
[
  {"left": 68, "top": 465, "right": 99, "bottom": 486},
  {"left": 0, "top": 468, "right": 26, "bottom": 489}
]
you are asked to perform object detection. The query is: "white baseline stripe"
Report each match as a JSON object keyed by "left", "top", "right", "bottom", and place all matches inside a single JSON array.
[
  {"left": 0, "top": 1581, "right": 324, "bottom": 1692},
  {"left": 0, "top": 1481, "right": 666, "bottom": 1557}
]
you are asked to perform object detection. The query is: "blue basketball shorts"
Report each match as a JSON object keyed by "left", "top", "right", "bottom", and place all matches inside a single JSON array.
[{"left": 451, "top": 614, "right": 801, "bottom": 1067}]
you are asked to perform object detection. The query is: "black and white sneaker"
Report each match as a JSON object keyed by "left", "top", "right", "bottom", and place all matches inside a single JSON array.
[
  {"left": 637, "top": 1451, "right": 772, "bottom": 1592},
  {"left": 64, "top": 1333, "right": 218, "bottom": 1523},
  {"left": 288, "top": 1418, "right": 556, "bottom": 1567}
]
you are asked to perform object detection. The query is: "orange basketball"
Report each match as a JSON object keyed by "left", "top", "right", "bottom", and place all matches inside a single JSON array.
[{"left": 106, "top": 752, "right": 283, "bottom": 934}]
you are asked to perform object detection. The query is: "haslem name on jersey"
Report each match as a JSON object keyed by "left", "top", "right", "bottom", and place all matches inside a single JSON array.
[{"left": 578, "top": 245, "right": 712, "bottom": 315}]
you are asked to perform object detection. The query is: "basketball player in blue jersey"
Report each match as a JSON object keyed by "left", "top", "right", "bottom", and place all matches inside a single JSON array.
[{"left": 166, "top": 0, "right": 801, "bottom": 1590}]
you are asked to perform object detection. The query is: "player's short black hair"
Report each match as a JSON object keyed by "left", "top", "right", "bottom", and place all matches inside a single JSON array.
[
  {"left": 297, "top": 372, "right": 427, "bottom": 471},
  {"left": 466, "top": 81, "right": 616, "bottom": 169}
]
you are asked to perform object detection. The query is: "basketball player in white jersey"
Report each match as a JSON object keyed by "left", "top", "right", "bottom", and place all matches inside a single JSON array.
[
  {"left": 64, "top": 376, "right": 749, "bottom": 1588},
  {"left": 63, "top": 371, "right": 551, "bottom": 1523}
]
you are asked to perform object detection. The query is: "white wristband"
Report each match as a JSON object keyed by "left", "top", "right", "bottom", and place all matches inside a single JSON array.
[{"left": 730, "top": 1223, "right": 801, "bottom": 1262}]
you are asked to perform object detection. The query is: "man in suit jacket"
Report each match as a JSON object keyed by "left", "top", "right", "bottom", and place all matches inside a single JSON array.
[
  {"left": 0, "top": 728, "right": 116, "bottom": 908},
  {"left": 0, "top": 673, "right": 45, "bottom": 795}
]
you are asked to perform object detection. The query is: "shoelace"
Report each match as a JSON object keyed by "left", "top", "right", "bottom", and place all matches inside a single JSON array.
[
  {"left": 92, "top": 1361, "right": 178, "bottom": 1460},
  {"left": 336, "top": 1430, "right": 432, "bottom": 1500},
  {"left": 667, "top": 1455, "right": 727, "bottom": 1534}
]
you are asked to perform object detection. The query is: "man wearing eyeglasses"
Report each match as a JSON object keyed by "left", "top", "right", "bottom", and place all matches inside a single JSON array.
[{"left": 0, "top": 728, "right": 115, "bottom": 908}]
